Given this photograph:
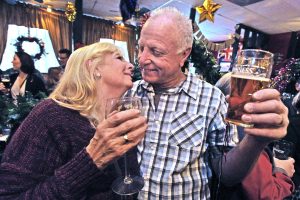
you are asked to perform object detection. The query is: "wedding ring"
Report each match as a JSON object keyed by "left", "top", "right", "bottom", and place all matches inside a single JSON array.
[{"left": 123, "top": 134, "right": 129, "bottom": 143}]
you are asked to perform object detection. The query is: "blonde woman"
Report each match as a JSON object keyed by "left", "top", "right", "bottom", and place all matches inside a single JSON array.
[{"left": 0, "top": 42, "right": 147, "bottom": 199}]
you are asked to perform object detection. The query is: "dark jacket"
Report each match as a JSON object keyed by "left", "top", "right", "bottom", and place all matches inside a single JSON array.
[
  {"left": 10, "top": 73, "right": 47, "bottom": 97},
  {"left": 284, "top": 114, "right": 300, "bottom": 187}
]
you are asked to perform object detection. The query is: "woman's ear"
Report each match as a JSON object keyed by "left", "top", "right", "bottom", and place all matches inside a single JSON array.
[{"left": 93, "top": 67, "right": 102, "bottom": 79}]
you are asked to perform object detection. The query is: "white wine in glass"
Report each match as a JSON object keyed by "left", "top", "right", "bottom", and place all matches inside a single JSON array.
[{"left": 105, "top": 97, "right": 144, "bottom": 196}]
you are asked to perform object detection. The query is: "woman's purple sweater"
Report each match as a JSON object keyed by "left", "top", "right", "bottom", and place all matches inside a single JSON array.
[{"left": 0, "top": 99, "right": 139, "bottom": 199}]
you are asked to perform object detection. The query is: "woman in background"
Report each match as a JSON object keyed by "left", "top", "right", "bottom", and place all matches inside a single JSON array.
[
  {"left": 0, "top": 51, "right": 47, "bottom": 98},
  {"left": 0, "top": 42, "right": 147, "bottom": 199}
]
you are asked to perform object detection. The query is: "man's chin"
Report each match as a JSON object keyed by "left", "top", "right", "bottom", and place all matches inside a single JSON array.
[{"left": 142, "top": 75, "right": 159, "bottom": 84}]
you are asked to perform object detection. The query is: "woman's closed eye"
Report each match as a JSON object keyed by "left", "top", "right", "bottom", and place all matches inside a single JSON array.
[{"left": 116, "top": 56, "right": 124, "bottom": 61}]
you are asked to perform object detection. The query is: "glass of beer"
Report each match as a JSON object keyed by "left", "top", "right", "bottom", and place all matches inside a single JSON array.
[
  {"left": 1, "top": 74, "right": 11, "bottom": 88},
  {"left": 226, "top": 49, "right": 274, "bottom": 127}
]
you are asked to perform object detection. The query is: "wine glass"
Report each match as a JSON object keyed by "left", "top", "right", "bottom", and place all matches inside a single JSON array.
[{"left": 105, "top": 96, "right": 144, "bottom": 196}]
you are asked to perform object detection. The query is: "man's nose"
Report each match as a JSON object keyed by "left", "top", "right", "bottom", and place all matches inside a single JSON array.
[{"left": 138, "top": 50, "right": 150, "bottom": 64}]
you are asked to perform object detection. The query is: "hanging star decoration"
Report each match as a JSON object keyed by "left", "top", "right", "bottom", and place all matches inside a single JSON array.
[
  {"left": 65, "top": 2, "right": 77, "bottom": 22},
  {"left": 196, "top": 0, "right": 222, "bottom": 23}
]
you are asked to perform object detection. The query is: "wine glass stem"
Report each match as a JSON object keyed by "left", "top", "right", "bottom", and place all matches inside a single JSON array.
[{"left": 123, "top": 153, "right": 133, "bottom": 184}]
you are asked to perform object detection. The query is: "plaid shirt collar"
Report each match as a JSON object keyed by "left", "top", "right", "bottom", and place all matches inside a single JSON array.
[{"left": 138, "top": 73, "right": 199, "bottom": 100}]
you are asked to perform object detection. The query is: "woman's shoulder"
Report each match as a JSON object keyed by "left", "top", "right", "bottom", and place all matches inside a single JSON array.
[
  {"left": 28, "top": 73, "right": 44, "bottom": 82},
  {"left": 34, "top": 99, "right": 76, "bottom": 116}
]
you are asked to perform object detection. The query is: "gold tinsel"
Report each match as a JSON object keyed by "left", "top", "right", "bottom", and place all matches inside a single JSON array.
[{"left": 65, "top": 2, "right": 76, "bottom": 22}]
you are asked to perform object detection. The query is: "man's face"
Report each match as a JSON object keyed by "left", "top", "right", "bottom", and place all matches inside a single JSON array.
[
  {"left": 58, "top": 53, "right": 69, "bottom": 66},
  {"left": 138, "top": 18, "right": 188, "bottom": 88}
]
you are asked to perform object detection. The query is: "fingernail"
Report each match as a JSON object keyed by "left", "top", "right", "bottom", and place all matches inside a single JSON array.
[
  {"left": 252, "top": 91, "right": 261, "bottom": 99},
  {"left": 244, "top": 103, "right": 253, "bottom": 112},
  {"left": 242, "top": 115, "right": 252, "bottom": 122}
]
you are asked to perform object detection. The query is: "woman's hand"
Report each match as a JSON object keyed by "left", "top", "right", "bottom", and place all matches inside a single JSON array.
[
  {"left": 0, "top": 82, "right": 7, "bottom": 92},
  {"left": 86, "top": 109, "right": 147, "bottom": 169}
]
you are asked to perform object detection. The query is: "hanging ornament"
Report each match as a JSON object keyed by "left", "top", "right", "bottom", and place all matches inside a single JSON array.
[
  {"left": 195, "top": 0, "right": 222, "bottom": 23},
  {"left": 65, "top": 2, "right": 77, "bottom": 22},
  {"left": 14, "top": 36, "right": 45, "bottom": 60}
]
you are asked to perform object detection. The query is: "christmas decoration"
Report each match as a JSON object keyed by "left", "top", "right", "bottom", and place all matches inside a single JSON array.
[
  {"left": 14, "top": 36, "right": 45, "bottom": 60},
  {"left": 270, "top": 58, "right": 300, "bottom": 93},
  {"left": 190, "top": 39, "right": 221, "bottom": 84},
  {"left": 65, "top": 2, "right": 76, "bottom": 22},
  {"left": 193, "top": 22, "right": 241, "bottom": 51},
  {"left": 0, "top": 92, "right": 47, "bottom": 135},
  {"left": 140, "top": 13, "right": 150, "bottom": 27},
  {"left": 195, "top": 0, "right": 222, "bottom": 23}
]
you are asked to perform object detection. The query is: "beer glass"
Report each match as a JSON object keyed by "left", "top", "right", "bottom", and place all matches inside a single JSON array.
[
  {"left": 1, "top": 74, "right": 11, "bottom": 88},
  {"left": 105, "top": 97, "right": 144, "bottom": 196},
  {"left": 226, "top": 49, "right": 274, "bottom": 127}
]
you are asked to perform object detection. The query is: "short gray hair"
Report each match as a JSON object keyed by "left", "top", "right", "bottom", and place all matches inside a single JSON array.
[{"left": 149, "top": 7, "right": 193, "bottom": 52}]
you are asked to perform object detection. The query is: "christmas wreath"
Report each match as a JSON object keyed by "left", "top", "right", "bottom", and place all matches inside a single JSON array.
[{"left": 14, "top": 36, "right": 45, "bottom": 60}]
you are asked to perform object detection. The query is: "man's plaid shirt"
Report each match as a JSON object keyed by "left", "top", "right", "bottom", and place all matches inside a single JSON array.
[{"left": 130, "top": 73, "right": 236, "bottom": 199}]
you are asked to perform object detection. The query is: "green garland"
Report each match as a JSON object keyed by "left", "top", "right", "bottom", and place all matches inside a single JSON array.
[
  {"left": 14, "top": 36, "right": 45, "bottom": 60},
  {"left": 190, "top": 40, "right": 221, "bottom": 84},
  {"left": 0, "top": 92, "right": 46, "bottom": 132}
]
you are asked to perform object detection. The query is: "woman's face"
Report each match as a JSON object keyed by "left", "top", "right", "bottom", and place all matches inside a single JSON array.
[
  {"left": 11, "top": 54, "right": 21, "bottom": 70},
  {"left": 97, "top": 52, "right": 134, "bottom": 96}
]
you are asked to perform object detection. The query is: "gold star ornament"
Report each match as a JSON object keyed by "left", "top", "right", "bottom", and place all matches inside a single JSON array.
[{"left": 196, "top": 0, "right": 222, "bottom": 23}]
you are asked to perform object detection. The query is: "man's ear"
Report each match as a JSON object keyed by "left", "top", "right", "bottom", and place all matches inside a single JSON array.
[{"left": 180, "top": 48, "right": 192, "bottom": 67}]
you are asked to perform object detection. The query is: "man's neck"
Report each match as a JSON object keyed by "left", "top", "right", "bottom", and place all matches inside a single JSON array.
[{"left": 153, "top": 73, "right": 186, "bottom": 93}]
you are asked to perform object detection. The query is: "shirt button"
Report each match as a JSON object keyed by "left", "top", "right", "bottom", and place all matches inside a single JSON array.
[{"left": 155, "top": 120, "right": 159, "bottom": 125}]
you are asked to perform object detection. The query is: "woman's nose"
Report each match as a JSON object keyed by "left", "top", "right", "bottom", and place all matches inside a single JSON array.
[{"left": 127, "top": 62, "right": 134, "bottom": 71}]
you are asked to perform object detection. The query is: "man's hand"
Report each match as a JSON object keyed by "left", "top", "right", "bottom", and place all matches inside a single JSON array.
[{"left": 242, "top": 89, "right": 288, "bottom": 142}]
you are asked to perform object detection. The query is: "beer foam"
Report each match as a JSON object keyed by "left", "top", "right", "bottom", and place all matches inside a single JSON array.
[{"left": 231, "top": 74, "right": 270, "bottom": 82}]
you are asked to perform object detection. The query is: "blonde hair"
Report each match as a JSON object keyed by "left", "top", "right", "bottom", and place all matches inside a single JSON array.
[
  {"left": 50, "top": 42, "right": 123, "bottom": 125},
  {"left": 148, "top": 7, "right": 193, "bottom": 53}
]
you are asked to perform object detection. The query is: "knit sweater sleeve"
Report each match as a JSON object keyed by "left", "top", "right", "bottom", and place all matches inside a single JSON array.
[{"left": 0, "top": 100, "right": 103, "bottom": 199}]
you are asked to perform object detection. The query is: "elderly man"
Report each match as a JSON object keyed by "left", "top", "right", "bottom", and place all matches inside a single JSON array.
[{"left": 129, "top": 7, "right": 289, "bottom": 199}]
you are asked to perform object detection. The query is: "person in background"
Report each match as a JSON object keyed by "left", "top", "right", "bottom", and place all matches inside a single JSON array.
[
  {"left": 45, "top": 66, "right": 63, "bottom": 94},
  {"left": 0, "top": 51, "right": 47, "bottom": 99},
  {"left": 130, "top": 7, "right": 289, "bottom": 199},
  {"left": 284, "top": 91, "right": 300, "bottom": 187},
  {"left": 75, "top": 41, "right": 85, "bottom": 50},
  {"left": 58, "top": 48, "right": 71, "bottom": 70},
  {"left": 216, "top": 72, "right": 295, "bottom": 200},
  {"left": 4, "top": 65, "right": 45, "bottom": 84},
  {"left": 0, "top": 42, "right": 147, "bottom": 199}
]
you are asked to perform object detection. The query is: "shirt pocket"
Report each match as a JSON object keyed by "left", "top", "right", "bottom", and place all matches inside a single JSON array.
[
  {"left": 167, "top": 111, "right": 205, "bottom": 173},
  {"left": 169, "top": 111, "right": 205, "bottom": 149}
]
